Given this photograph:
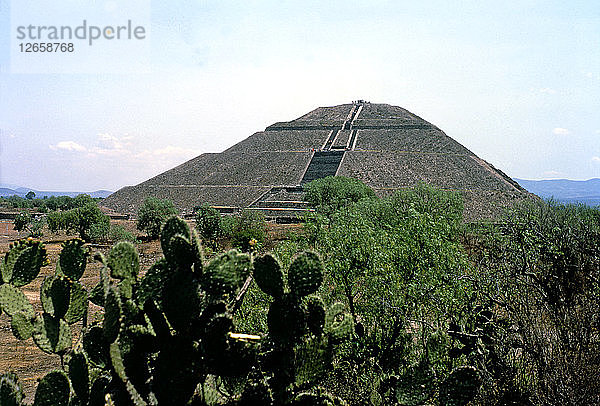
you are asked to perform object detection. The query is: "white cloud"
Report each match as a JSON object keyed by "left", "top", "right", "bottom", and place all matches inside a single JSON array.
[
  {"left": 48, "top": 134, "right": 201, "bottom": 178},
  {"left": 50, "top": 141, "right": 87, "bottom": 152},
  {"left": 592, "top": 156, "right": 600, "bottom": 163},
  {"left": 539, "top": 87, "right": 557, "bottom": 95},
  {"left": 542, "top": 171, "right": 564, "bottom": 178},
  {"left": 552, "top": 127, "right": 570, "bottom": 136}
]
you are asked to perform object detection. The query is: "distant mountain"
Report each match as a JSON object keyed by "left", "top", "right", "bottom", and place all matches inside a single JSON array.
[
  {"left": 514, "top": 178, "right": 600, "bottom": 206},
  {"left": 0, "top": 184, "right": 112, "bottom": 199}
]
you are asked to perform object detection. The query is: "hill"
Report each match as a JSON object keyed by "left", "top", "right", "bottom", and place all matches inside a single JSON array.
[
  {"left": 514, "top": 178, "right": 600, "bottom": 206},
  {"left": 0, "top": 184, "right": 112, "bottom": 199}
]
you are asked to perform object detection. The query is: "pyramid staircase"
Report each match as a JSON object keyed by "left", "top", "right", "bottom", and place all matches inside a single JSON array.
[{"left": 247, "top": 102, "right": 365, "bottom": 221}]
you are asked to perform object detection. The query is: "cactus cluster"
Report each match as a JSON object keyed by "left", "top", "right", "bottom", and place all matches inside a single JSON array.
[
  {"left": 0, "top": 216, "right": 481, "bottom": 405},
  {"left": 253, "top": 252, "right": 353, "bottom": 403}
]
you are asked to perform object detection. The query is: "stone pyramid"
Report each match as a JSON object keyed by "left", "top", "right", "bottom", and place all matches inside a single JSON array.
[{"left": 101, "top": 101, "right": 528, "bottom": 221}]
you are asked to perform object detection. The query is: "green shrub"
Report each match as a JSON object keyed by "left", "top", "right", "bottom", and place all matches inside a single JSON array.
[
  {"left": 472, "top": 200, "right": 600, "bottom": 405},
  {"left": 231, "top": 209, "right": 266, "bottom": 252},
  {"left": 13, "top": 211, "right": 45, "bottom": 238},
  {"left": 304, "top": 176, "right": 376, "bottom": 218},
  {"left": 136, "top": 197, "right": 178, "bottom": 239},
  {"left": 194, "top": 204, "right": 222, "bottom": 246},
  {"left": 46, "top": 202, "right": 110, "bottom": 242},
  {"left": 109, "top": 224, "right": 137, "bottom": 243}
]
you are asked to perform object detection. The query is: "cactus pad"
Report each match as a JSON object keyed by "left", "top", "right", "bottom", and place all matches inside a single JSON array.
[
  {"left": 305, "top": 296, "right": 326, "bottom": 336},
  {"left": 0, "top": 283, "right": 34, "bottom": 318},
  {"left": 253, "top": 254, "right": 285, "bottom": 298},
  {"left": 32, "top": 314, "right": 72, "bottom": 354},
  {"left": 57, "top": 239, "right": 87, "bottom": 281},
  {"left": 10, "top": 310, "right": 34, "bottom": 340},
  {"left": 40, "top": 276, "right": 70, "bottom": 319},
  {"left": 137, "top": 259, "right": 169, "bottom": 306},
  {"left": 267, "top": 294, "right": 307, "bottom": 344},
  {"left": 89, "top": 376, "right": 110, "bottom": 406},
  {"left": 2, "top": 239, "right": 47, "bottom": 287},
  {"left": 83, "top": 326, "right": 109, "bottom": 368},
  {"left": 160, "top": 216, "right": 190, "bottom": 264},
  {"left": 325, "top": 302, "right": 354, "bottom": 342},
  {"left": 33, "top": 370, "right": 70, "bottom": 406},
  {"left": 103, "top": 287, "right": 122, "bottom": 343},
  {"left": 0, "top": 372, "right": 24, "bottom": 406},
  {"left": 107, "top": 241, "right": 139, "bottom": 281},
  {"left": 63, "top": 280, "right": 88, "bottom": 324},
  {"left": 288, "top": 251, "right": 324, "bottom": 298},
  {"left": 439, "top": 366, "right": 480, "bottom": 406},
  {"left": 162, "top": 270, "right": 200, "bottom": 333},
  {"left": 89, "top": 281, "right": 105, "bottom": 307},
  {"left": 68, "top": 352, "right": 90, "bottom": 403},
  {"left": 201, "top": 250, "right": 252, "bottom": 298}
]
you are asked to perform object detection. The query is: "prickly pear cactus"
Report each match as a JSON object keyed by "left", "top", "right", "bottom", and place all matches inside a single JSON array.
[
  {"left": 0, "top": 372, "right": 24, "bottom": 406},
  {"left": 201, "top": 249, "right": 252, "bottom": 298},
  {"left": 160, "top": 216, "right": 203, "bottom": 271},
  {"left": 288, "top": 251, "right": 323, "bottom": 298},
  {"left": 33, "top": 370, "right": 70, "bottom": 406},
  {"left": 325, "top": 302, "right": 354, "bottom": 342},
  {"left": 0, "top": 219, "right": 350, "bottom": 406},
  {"left": 1, "top": 239, "right": 47, "bottom": 286},
  {"left": 56, "top": 239, "right": 88, "bottom": 280},
  {"left": 254, "top": 254, "right": 285, "bottom": 298},
  {"left": 439, "top": 366, "right": 481, "bottom": 406},
  {"left": 108, "top": 241, "right": 139, "bottom": 281}
]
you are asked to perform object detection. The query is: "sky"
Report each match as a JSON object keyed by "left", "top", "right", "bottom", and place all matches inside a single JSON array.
[{"left": 0, "top": 0, "right": 599, "bottom": 192}]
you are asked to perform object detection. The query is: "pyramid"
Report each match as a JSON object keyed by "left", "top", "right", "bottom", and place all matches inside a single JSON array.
[{"left": 101, "top": 101, "right": 529, "bottom": 221}]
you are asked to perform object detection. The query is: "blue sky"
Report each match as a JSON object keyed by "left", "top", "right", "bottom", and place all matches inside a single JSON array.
[{"left": 1, "top": 0, "right": 599, "bottom": 191}]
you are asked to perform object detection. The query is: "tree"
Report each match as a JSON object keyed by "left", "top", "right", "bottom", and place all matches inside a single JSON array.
[
  {"left": 13, "top": 211, "right": 44, "bottom": 237},
  {"left": 46, "top": 202, "right": 110, "bottom": 242},
  {"left": 304, "top": 176, "right": 376, "bottom": 218},
  {"left": 25, "top": 191, "right": 35, "bottom": 200},
  {"left": 194, "top": 203, "right": 222, "bottom": 246},
  {"left": 136, "top": 197, "right": 178, "bottom": 239}
]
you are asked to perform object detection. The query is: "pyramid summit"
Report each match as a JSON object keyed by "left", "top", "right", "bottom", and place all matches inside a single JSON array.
[{"left": 102, "top": 101, "right": 529, "bottom": 220}]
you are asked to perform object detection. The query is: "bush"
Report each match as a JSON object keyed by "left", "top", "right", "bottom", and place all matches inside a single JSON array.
[
  {"left": 46, "top": 202, "right": 110, "bottom": 242},
  {"left": 109, "top": 224, "right": 137, "bottom": 243},
  {"left": 304, "top": 176, "right": 376, "bottom": 218},
  {"left": 194, "top": 204, "right": 222, "bottom": 246},
  {"left": 231, "top": 209, "right": 266, "bottom": 252},
  {"left": 472, "top": 200, "right": 600, "bottom": 405},
  {"left": 13, "top": 211, "right": 45, "bottom": 238},
  {"left": 136, "top": 197, "right": 178, "bottom": 239},
  {"left": 302, "top": 183, "right": 474, "bottom": 404}
]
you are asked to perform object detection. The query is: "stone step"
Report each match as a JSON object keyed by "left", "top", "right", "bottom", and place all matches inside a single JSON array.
[
  {"left": 300, "top": 151, "right": 345, "bottom": 184},
  {"left": 254, "top": 200, "right": 309, "bottom": 209}
]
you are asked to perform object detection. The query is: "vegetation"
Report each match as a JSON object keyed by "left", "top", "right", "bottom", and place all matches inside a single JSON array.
[
  {"left": 194, "top": 204, "right": 222, "bottom": 247},
  {"left": 0, "top": 219, "right": 359, "bottom": 405},
  {"left": 229, "top": 209, "right": 267, "bottom": 252},
  {"left": 13, "top": 211, "right": 45, "bottom": 238},
  {"left": 303, "top": 175, "right": 375, "bottom": 218},
  {"left": 46, "top": 201, "right": 110, "bottom": 242},
  {"left": 136, "top": 197, "right": 178, "bottom": 239},
  {"left": 0, "top": 194, "right": 103, "bottom": 212},
  {"left": 1, "top": 177, "right": 599, "bottom": 405}
]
